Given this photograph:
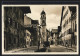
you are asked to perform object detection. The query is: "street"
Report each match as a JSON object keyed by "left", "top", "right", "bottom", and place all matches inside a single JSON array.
[
  {"left": 5, "top": 45, "right": 75, "bottom": 53},
  {"left": 12, "top": 46, "right": 38, "bottom": 53},
  {"left": 47, "top": 45, "right": 68, "bottom": 52}
]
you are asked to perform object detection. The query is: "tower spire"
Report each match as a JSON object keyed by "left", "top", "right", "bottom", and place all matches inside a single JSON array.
[
  {"left": 41, "top": 9, "right": 46, "bottom": 15},
  {"left": 43, "top": 8, "right": 44, "bottom": 11}
]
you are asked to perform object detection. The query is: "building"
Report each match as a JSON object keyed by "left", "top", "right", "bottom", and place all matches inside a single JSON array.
[
  {"left": 60, "top": 6, "right": 77, "bottom": 48},
  {"left": 40, "top": 10, "right": 46, "bottom": 43},
  {"left": 24, "top": 15, "right": 39, "bottom": 46},
  {"left": 4, "top": 7, "right": 31, "bottom": 51},
  {"left": 46, "top": 29, "right": 53, "bottom": 44},
  {"left": 70, "top": 7, "right": 77, "bottom": 46},
  {"left": 51, "top": 29, "right": 59, "bottom": 45},
  {"left": 31, "top": 20, "right": 39, "bottom": 46},
  {"left": 25, "top": 30, "right": 31, "bottom": 47},
  {"left": 24, "top": 15, "right": 31, "bottom": 26},
  {"left": 58, "top": 26, "right": 62, "bottom": 45},
  {"left": 24, "top": 15, "right": 32, "bottom": 47},
  {"left": 46, "top": 29, "right": 50, "bottom": 41}
]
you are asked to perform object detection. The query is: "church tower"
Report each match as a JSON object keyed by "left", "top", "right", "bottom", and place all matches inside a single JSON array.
[{"left": 40, "top": 10, "right": 46, "bottom": 42}]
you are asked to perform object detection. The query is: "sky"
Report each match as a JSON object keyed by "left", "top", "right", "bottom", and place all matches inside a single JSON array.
[{"left": 26, "top": 5, "right": 62, "bottom": 30}]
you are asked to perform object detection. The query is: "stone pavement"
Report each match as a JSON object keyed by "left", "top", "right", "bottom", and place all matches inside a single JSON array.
[
  {"left": 47, "top": 45, "right": 67, "bottom": 52},
  {"left": 4, "top": 46, "right": 38, "bottom": 53},
  {"left": 65, "top": 45, "right": 77, "bottom": 52},
  {"left": 4, "top": 45, "right": 76, "bottom": 53},
  {"left": 47, "top": 45, "right": 76, "bottom": 52},
  {"left": 5, "top": 48, "right": 27, "bottom": 53}
]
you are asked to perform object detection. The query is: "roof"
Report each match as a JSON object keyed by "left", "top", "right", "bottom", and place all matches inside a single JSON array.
[
  {"left": 24, "top": 15, "right": 32, "bottom": 20},
  {"left": 51, "top": 29, "right": 58, "bottom": 33},
  {"left": 41, "top": 10, "right": 46, "bottom": 15},
  {"left": 31, "top": 20, "right": 39, "bottom": 24},
  {"left": 69, "top": 6, "right": 76, "bottom": 14},
  {"left": 4, "top": 7, "right": 31, "bottom": 14},
  {"left": 19, "top": 7, "right": 31, "bottom": 14}
]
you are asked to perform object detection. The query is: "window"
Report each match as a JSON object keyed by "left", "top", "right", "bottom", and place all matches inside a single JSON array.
[
  {"left": 64, "top": 21, "right": 66, "bottom": 27},
  {"left": 69, "top": 28, "right": 71, "bottom": 34},
  {"left": 13, "top": 20, "right": 15, "bottom": 27},
  {"left": 73, "top": 23, "right": 74, "bottom": 32},
  {"left": 8, "top": 18, "right": 10, "bottom": 24},
  {"left": 10, "top": 19, "right": 12, "bottom": 25},
  {"left": 17, "top": 23, "right": 18, "bottom": 29},
  {"left": 75, "top": 21, "right": 77, "bottom": 32},
  {"left": 67, "top": 20, "right": 68, "bottom": 24},
  {"left": 67, "top": 29, "right": 69, "bottom": 34},
  {"left": 67, "top": 30, "right": 68, "bottom": 34},
  {"left": 69, "top": 17, "right": 71, "bottom": 22},
  {"left": 43, "top": 15, "right": 44, "bottom": 17},
  {"left": 42, "top": 20, "right": 45, "bottom": 25},
  {"left": 8, "top": 18, "right": 13, "bottom": 26},
  {"left": 15, "top": 22, "right": 16, "bottom": 28}
]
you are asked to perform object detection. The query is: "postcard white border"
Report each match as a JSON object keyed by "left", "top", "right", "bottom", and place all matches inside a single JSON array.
[{"left": 2, "top": 4, "right": 79, "bottom": 55}]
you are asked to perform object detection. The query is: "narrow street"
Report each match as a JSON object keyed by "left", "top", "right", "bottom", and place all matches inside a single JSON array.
[
  {"left": 48, "top": 45, "right": 68, "bottom": 52},
  {"left": 12, "top": 46, "right": 38, "bottom": 53},
  {"left": 5, "top": 46, "right": 38, "bottom": 53},
  {"left": 48, "top": 45, "right": 76, "bottom": 52},
  {"left": 5, "top": 44, "right": 75, "bottom": 53}
]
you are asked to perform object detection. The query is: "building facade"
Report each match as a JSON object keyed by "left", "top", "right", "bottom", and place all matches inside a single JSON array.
[
  {"left": 31, "top": 20, "right": 39, "bottom": 46},
  {"left": 24, "top": 15, "right": 39, "bottom": 46},
  {"left": 24, "top": 15, "right": 32, "bottom": 47},
  {"left": 51, "top": 29, "right": 59, "bottom": 45},
  {"left": 4, "top": 7, "right": 31, "bottom": 51},
  {"left": 24, "top": 15, "right": 31, "bottom": 26},
  {"left": 60, "top": 6, "right": 77, "bottom": 48},
  {"left": 25, "top": 30, "right": 31, "bottom": 47}
]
